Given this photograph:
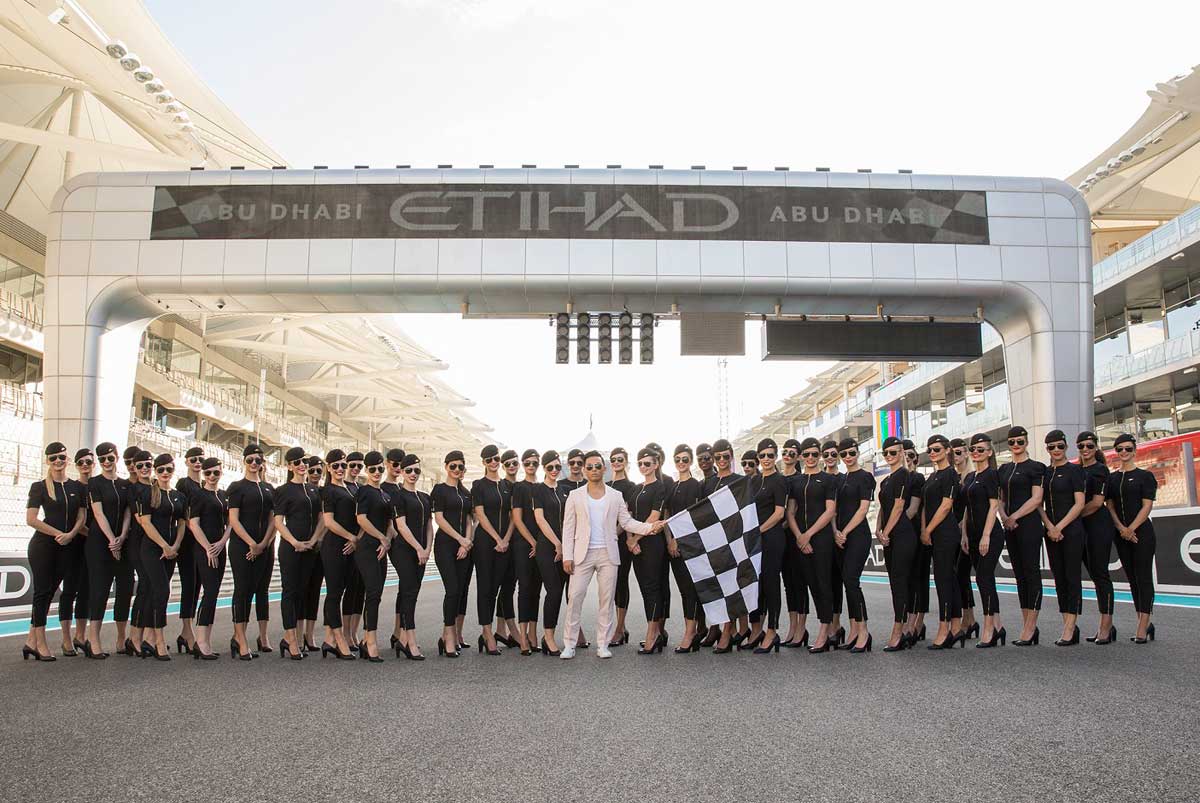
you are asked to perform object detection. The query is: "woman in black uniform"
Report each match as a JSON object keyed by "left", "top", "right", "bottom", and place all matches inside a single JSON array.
[
  {"left": 531, "top": 450, "right": 568, "bottom": 656},
  {"left": 961, "top": 434, "right": 1004, "bottom": 647},
  {"left": 997, "top": 425, "right": 1046, "bottom": 646},
  {"left": 84, "top": 442, "right": 131, "bottom": 658},
  {"left": 608, "top": 446, "right": 636, "bottom": 647},
  {"left": 1076, "top": 431, "right": 1117, "bottom": 643},
  {"left": 319, "top": 450, "right": 358, "bottom": 659},
  {"left": 1040, "top": 430, "right": 1087, "bottom": 646},
  {"left": 22, "top": 442, "right": 87, "bottom": 661},
  {"left": 785, "top": 437, "right": 837, "bottom": 653},
  {"left": 493, "top": 449, "right": 521, "bottom": 649},
  {"left": 903, "top": 440, "right": 929, "bottom": 644},
  {"left": 921, "top": 435, "right": 965, "bottom": 649},
  {"left": 835, "top": 438, "right": 875, "bottom": 653},
  {"left": 432, "top": 451, "right": 474, "bottom": 657},
  {"left": 950, "top": 438, "right": 977, "bottom": 639},
  {"left": 188, "top": 457, "right": 228, "bottom": 659},
  {"left": 342, "top": 450, "right": 366, "bottom": 650},
  {"left": 778, "top": 438, "right": 809, "bottom": 648},
  {"left": 562, "top": 449, "right": 585, "bottom": 492},
  {"left": 628, "top": 448, "right": 669, "bottom": 654},
  {"left": 134, "top": 454, "right": 187, "bottom": 660},
  {"left": 227, "top": 443, "right": 276, "bottom": 659},
  {"left": 126, "top": 450, "right": 154, "bottom": 656},
  {"left": 510, "top": 449, "right": 542, "bottom": 654},
  {"left": 352, "top": 451, "right": 392, "bottom": 662},
  {"left": 666, "top": 444, "right": 704, "bottom": 652},
  {"left": 380, "top": 448, "right": 406, "bottom": 650},
  {"left": 471, "top": 444, "right": 513, "bottom": 655},
  {"left": 59, "top": 447, "right": 93, "bottom": 656},
  {"left": 741, "top": 450, "right": 759, "bottom": 477},
  {"left": 174, "top": 445, "right": 205, "bottom": 654},
  {"left": 274, "top": 446, "right": 323, "bottom": 660},
  {"left": 391, "top": 453, "right": 431, "bottom": 659},
  {"left": 1106, "top": 433, "right": 1158, "bottom": 643},
  {"left": 301, "top": 455, "right": 326, "bottom": 653},
  {"left": 876, "top": 437, "right": 916, "bottom": 651},
  {"left": 746, "top": 439, "right": 787, "bottom": 653},
  {"left": 822, "top": 440, "right": 846, "bottom": 646}
]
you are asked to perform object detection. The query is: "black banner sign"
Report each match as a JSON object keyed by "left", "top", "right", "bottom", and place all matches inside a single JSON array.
[{"left": 150, "top": 184, "right": 989, "bottom": 244}]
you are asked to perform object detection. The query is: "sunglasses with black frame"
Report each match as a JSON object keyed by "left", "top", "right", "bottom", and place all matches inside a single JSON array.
[
  {"left": 1007, "top": 438, "right": 1026, "bottom": 447},
  {"left": 203, "top": 468, "right": 222, "bottom": 478},
  {"left": 523, "top": 459, "right": 539, "bottom": 468},
  {"left": 584, "top": 462, "right": 604, "bottom": 471},
  {"left": 1115, "top": 444, "right": 1135, "bottom": 454},
  {"left": 839, "top": 449, "right": 857, "bottom": 458},
  {"left": 1046, "top": 441, "right": 1068, "bottom": 451},
  {"left": 740, "top": 460, "right": 757, "bottom": 469}
]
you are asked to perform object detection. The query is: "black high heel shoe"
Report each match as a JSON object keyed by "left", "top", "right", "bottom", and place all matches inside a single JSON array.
[
  {"left": 279, "top": 639, "right": 304, "bottom": 660},
  {"left": 882, "top": 634, "right": 907, "bottom": 652},
  {"left": 737, "top": 631, "right": 765, "bottom": 651},
  {"left": 808, "top": 638, "right": 832, "bottom": 654},
  {"left": 699, "top": 625, "right": 721, "bottom": 647},
  {"left": 637, "top": 635, "right": 664, "bottom": 655},
  {"left": 1012, "top": 627, "right": 1040, "bottom": 647},
  {"left": 916, "top": 624, "right": 927, "bottom": 642},
  {"left": 61, "top": 642, "right": 78, "bottom": 657},
  {"left": 153, "top": 646, "right": 171, "bottom": 662},
  {"left": 674, "top": 633, "right": 703, "bottom": 653},
  {"left": 82, "top": 641, "right": 108, "bottom": 659},
  {"left": 256, "top": 637, "right": 273, "bottom": 654},
  {"left": 976, "top": 627, "right": 1007, "bottom": 648},
  {"left": 118, "top": 638, "right": 137, "bottom": 656},
  {"left": 850, "top": 633, "right": 873, "bottom": 654},
  {"left": 478, "top": 634, "right": 502, "bottom": 656},
  {"left": 610, "top": 630, "right": 630, "bottom": 647},
  {"left": 359, "top": 641, "right": 384, "bottom": 662},
  {"left": 321, "top": 641, "right": 355, "bottom": 660},
  {"left": 712, "top": 639, "right": 734, "bottom": 654},
  {"left": 927, "top": 630, "right": 964, "bottom": 650},
  {"left": 829, "top": 626, "right": 846, "bottom": 648},
  {"left": 754, "top": 634, "right": 782, "bottom": 654},
  {"left": 782, "top": 631, "right": 809, "bottom": 648},
  {"left": 1094, "top": 625, "right": 1117, "bottom": 645},
  {"left": 731, "top": 629, "right": 750, "bottom": 647},
  {"left": 140, "top": 641, "right": 154, "bottom": 658},
  {"left": 176, "top": 635, "right": 190, "bottom": 654},
  {"left": 73, "top": 637, "right": 87, "bottom": 652},
  {"left": 538, "top": 638, "right": 559, "bottom": 657},
  {"left": 1132, "top": 623, "right": 1155, "bottom": 644},
  {"left": 229, "top": 638, "right": 253, "bottom": 661},
  {"left": 304, "top": 638, "right": 320, "bottom": 653},
  {"left": 496, "top": 633, "right": 519, "bottom": 649},
  {"left": 1054, "top": 625, "right": 1080, "bottom": 647},
  {"left": 21, "top": 645, "right": 55, "bottom": 662},
  {"left": 193, "top": 643, "right": 219, "bottom": 660},
  {"left": 456, "top": 637, "right": 469, "bottom": 650},
  {"left": 965, "top": 621, "right": 980, "bottom": 640}
]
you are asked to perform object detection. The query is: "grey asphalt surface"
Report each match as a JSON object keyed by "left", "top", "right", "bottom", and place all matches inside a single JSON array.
[{"left": 3, "top": 581, "right": 1197, "bottom": 803}]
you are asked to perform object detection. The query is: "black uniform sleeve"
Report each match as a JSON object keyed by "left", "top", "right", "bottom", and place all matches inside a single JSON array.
[
  {"left": 852, "top": 472, "right": 875, "bottom": 502},
  {"left": 982, "top": 469, "right": 999, "bottom": 499},
  {"left": 226, "top": 480, "right": 245, "bottom": 511},
  {"left": 1140, "top": 470, "right": 1158, "bottom": 501},
  {"left": 769, "top": 474, "right": 786, "bottom": 508},
  {"left": 26, "top": 480, "right": 45, "bottom": 511},
  {"left": 1030, "top": 460, "right": 1047, "bottom": 486},
  {"left": 822, "top": 477, "right": 837, "bottom": 502},
  {"left": 133, "top": 484, "right": 151, "bottom": 517},
  {"left": 531, "top": 484, "right": 547, "bottom": 511},
  {"left": 431, "top": 484, "right": 449, "bottom": 513},
  {"left": 1068, "top": 464, "right": 1086, "bottom": 494}
]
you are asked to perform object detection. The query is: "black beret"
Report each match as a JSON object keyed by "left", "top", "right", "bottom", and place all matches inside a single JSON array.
[
  {"left": 386, "top": 448, "right": 406, "bottom": 462},
  {"left": 306, "top": 456, "right": 323, "bottom": 468},
  {"left": 134, "top": 450, "right": 152, "bottom": 463},
  {"left": 184, "top": 446, "right": 204, "bottom": 459},
  {"left": 201, "top": 457, "right": 222, "bottom": 471},
  {"left": 821, "top": 440, "right": 838, "bottom": 452},
  {"left": 285, "top": 446, "right": 306, "bottom": 463},
  {"left": 123, "top": 445, "right": 141, "bottom": 460},
  {"left": 364, "top": 450, "right": 384, "bottom": 467},
  {"left": 696, "top": 443, "right": 713, "bottom": 454},
  {"left": 712, "top": 439, "right": 733, "bottom": 454},
  {"left": 881, "top": 436, "right": 903, "bottom": 451},
  {"left": 568, "top": 449, "right": 584, "bottom": 460},
  {"left": 799, "top": 437, "right": 820, "bottom": 452},
  {"left": 444, "top": 450, "right": 465, "bottom": 464},
  {"left": 243, "top": 443, "right": 264, "bottom": 458},
  {"left": 741, "top": 449, "right": 758, "bottom": 461},
  {"left": 610, "top": 447, "right": 628, "bottom": 458},
  {"left": 637, "top": 447, "right": 658, "bottom": 461},
  {"left": 346, "top": 451, "right": 364, "bottom": 462},
  {"left": 74, "top": 447, "right": 93, "bottom": 462},
  {"left": 1044, "top": 429, "right": 1067, "bottom": 445},
  {"left": 400, "top": 453, "right": 420, "bottom": 469},
  {"left": 521, "top": 449, "right": 540, "bottom": 462},
  {"left": 901, "top": 440, "right": 916, "bottom": 451},
  {"left": 45, "top": 441, "right": 66, "bottom": 456},
  {"left": 1076, "top": 430, "right": 1099, "bottom": 444},
  {"left": 673, "top": 443, "right": 692, "bottom": 456},
  {"left": 645, "top": 442, "right": 664, "bottom": 455},
  {"left": 969, "top": 433, "right": 992, "bottom": 446},
  {"left": 783, "top": 438, "right": 801, "bottom": 451},
  {"left": 153, "top": 453, "right": 173, "bottom": 468},
  {"left": 325, "top": 449, "right": 346, "bottom": 464},
  {"left": 1006, "top": 425, "right": 1028, "bottom": 440},
  {"left": 96, "top": 442, "right": 118, "bottom": 457},
  {"left": 1113, "top": 433, "right": 1136, "bottom": 448},
  {"left": 542, "top": 450, "right": 560, "bottom": 466},
  {"left": 949, "top": 438, "right": 965, "bottom": 449},
  {"left": 926, "top": 434, "right": 950, "bottom": 450},
  {"left": 757, "top": 438, "right": 777, "bottom": 453},
  {"left": 501, "top": 449, "right": 518, "bottom": 462},
  {"left": 838, "top": 437, "right": 858, "bottom": 451},
  {"left": 480, "top": 444, "right": 499, "bottom": 460}
]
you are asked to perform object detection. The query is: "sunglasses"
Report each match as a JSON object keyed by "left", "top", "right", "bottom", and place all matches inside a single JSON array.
[
  {"left": 503, "top": 459, "right": 519, "bottom": 469},
  {"left": 822, "top": 450, "right": 838, "bottom": 458},
  {"left": 404, "top": 467, "right": 422, "bottom": 476},
  {"left": 348, "top": 462, "right": 364, "bottom": 470},
  {"left": 568, "top": 459, "right": 582, "bottom": 467},
  {"left": 928, "top": 446, "right": 945, "bottom": 454},
  {"left": 1115, "top": 445, "right": 1135, "bottom": 453},
  {"left": 758, "top": 451, "right": 776, "bottom": 460},
  {"left": 715, "top": 453, "right": 732, "bottom": 462},
  {"left": 99, "top": 454, "right": 116, "bottom": 464},
  {"left": 49, "top": 453, "right": 68, "bottom": 462},
  {"left": 484, "top": 455, "right": 500, "bottom": 464},
  {"left": 637, "top": 460, "right": 656, "bottom": 468},
  {"left": 523, "top": 459, "right": 540, "bottom": 468},
  {"left": 782, "top": 449, "right": 798, "bottom": 458},
  {"left": 308, "top": 467, "right": 323, "bottom": 475},
  {"left": 674, "top": 455, "right": 691, "bottom": 464},
  {"left": 698, "top": 454, "right": 713, "bottom": 461},
  {"left": 447, "top": 463, "right": 464, "bottom": 472},
  {"left": 289, "top": 458, "right": 307, "bottom": 466},
  {"left": 156, "top": 465, "right": 174, "bottom": 474},
  {"left": 953, "top": 449, "right": 964, "bottom": 457},
  {"left": 611, "top": 455, "right": 626, "bottom": 463},
  {"left": 969, "top": 445, "right": 990, "bottom": 454},
  {"left": 246, "top": 457, "right": 264, "bottom": 466},
  {"left": 366, "top": 465, "right": 385, "bottom": 474},
  {"left": 839, "top": 449, "right": 857, "bottom": 458},
  {"left": 800, "top": 450, "right": 820, "bottom": 459},
  {"left": 545, "top": 463, "right": 561, "bottom": 472},
  {"left": 389, "top": 461, "right": 403, "bottom": 468},
  {"left": 585, "top": 463, "right": 604, "bottom": 471},
  {"left": 134, "top": 461, "right": 152, "bottom": 470},
  {"left": 203, "top": 469, "right": 221, "bottom": 477},
  {"left": 883, "top": 448, "right": 901, "bottom": 457},
  {"left": 330, "top": 462, "right": 347, "bottom": 470},
  {"left": 905, "top": 452, "right": 917, "bottom": 460},
  {"left": 188, "top": 455, "right": 204, "bottom": 463},
  {"left": 76, "top": 458, "right": 94, "bottom": 467},
  {"left": 741, "top": 461, "right": 757, "bottom": 469},
  {"left": 1077, "top": 442, "right": 1096, "bottom": 450},
  {"left": 1007, "top": 438, "right": 1026, "bottom": 447},
  {"left": 1046, "top": 442, "right": 1067, "bottom": 451}
]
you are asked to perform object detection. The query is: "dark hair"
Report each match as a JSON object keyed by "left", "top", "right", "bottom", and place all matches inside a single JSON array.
[
  {"left": 582, "top": 450, "right": 603, "bottom": 467},
  {"left": 968, "top": 433, "right": 997, "bottom": 470}
]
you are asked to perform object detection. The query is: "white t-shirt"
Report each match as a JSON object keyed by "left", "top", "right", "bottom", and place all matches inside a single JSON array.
[{"left": 587, "top": 493, "right": 607, "bottom": 549}]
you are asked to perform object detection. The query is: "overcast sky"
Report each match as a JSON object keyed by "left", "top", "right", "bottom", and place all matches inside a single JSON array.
[{"left": 147, "top": 0, "right": 1200, "bottom": 452}]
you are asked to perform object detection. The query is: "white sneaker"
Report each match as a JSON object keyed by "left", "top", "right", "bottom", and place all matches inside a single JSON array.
[
  {"left": 596, "top": 646, "right": 613, "bottom": 659},
  {"left": 560, "top": 646, "right": 576, "bottom": 659}
]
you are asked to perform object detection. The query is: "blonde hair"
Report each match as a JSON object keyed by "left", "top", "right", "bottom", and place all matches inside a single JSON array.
[{"left": 44, "top": 471, "right": 56, "bottom": 502}]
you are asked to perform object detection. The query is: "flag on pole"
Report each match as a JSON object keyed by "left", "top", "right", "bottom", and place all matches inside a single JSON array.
[{"left": 664, "top": 476, "right": 761, "bottom": 626}]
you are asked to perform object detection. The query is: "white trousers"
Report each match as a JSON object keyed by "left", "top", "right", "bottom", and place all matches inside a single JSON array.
[{"left": 562, "top": 547, "right": 616, "bottom": 649}]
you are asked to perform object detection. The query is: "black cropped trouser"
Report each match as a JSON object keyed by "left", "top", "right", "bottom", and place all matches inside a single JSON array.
[
  {"left": 830, "top": 541, "right": 844, "bottom": 617},
  {"left": 278, "top": 540, "right": 318, "bottom": 631},
  {"left": 756, "top": 528, "right": 785, "bottom": 629},
  {"left": 434, "top": 531, "right": 472, "bottom": 628},
  {"left": 193, "top": 541, "right": 226, "bottom": 627},
  {"left": 493, "top": 546, "right": 516, "bottom": 622},
  {"left": 304, "top": 549, "right": 323, "bottom": 622},
  {"left": 1047, "top": 523, "right": 1084, "bottom": 615},
  {"left": 389, "top": 538, "right": 424, "bottom": 629},
  {"left": 614, "top": 536, "right": 633, "bottom": 610},
  {"left": 342, "top": 556, "right": 364, "bottom": 619},
  {"left": 908, "top": 539, "right": 932, "bottom": 616},
  {"left": 932, "top": 528, "right": 963, "bottom": 622},
  {"left": 841, "top": 528, "right": 871, "bottom": 621},
  {"left": 352, "top": 537, "right": 385, "bottom": 631},
  {"left": 1008, "top": 517, "right": 1044, "bottom": 611},
  {"left": 86, "top": 526, "right": 134, "bottom": 623},
  {"left": 59, "top": 536, "right": 88, "bottom": 624},
  {"left": 957, "top": 544, "right": 975, "bottom": 610},
  {"left": 128, "top": 531, "right": 148, "bottom": 629},
  {"left": 804, "top": 530, "right": 835, "bottom": 624},
  {"left": 1082, "top": 514, "right": 1115, "bottom": 615},
  {"left": 137, "top": 537, "right": 176, "bottom": 629},
  {"left": 321, "top": 536, "right": 352, "bottom": 628},
  {"left": 1114, "top": 526, "right": 1155, "bottom": 614},
  {"left": 883, "top": 525, "right": 917, "bottom": 623},
  {"left": 783, "top": 536, "right": 809, "bottom": 615},
  {"left": 513, "top": 536, "right": 541, "bottom": 623},
  {"left": 27, "top": 534, "right": 68, "bottom": 628},
  {"left": 632, "top": 533, "right": 669, "bottom": 621},
  {"left": 967, "top": 528, "right": 1004, "bottom": 616},
  {"left": 229, "top": 537, "right": 272, "bottom": 625},
  {"left": 176, "top": 532, "right": 199, "bottom": 621},
  {"left": 533, "top": 537, "right": 564, "bottom": 629},
  {"left": 473, "top": 537, "right": 501, "bottom": 627}
]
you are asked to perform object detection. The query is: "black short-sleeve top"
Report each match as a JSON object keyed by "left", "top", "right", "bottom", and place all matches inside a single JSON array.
[
  {"left": 87, "top": 475, "right": 127, "bottom": 538},
  {"left": 226, "top": 479, "right": 275, "bottom": 543},
  {"left": 471, "top": 477, "right": 512, "bottom": 538},
  {"left": 997, "top": 459, "right": 1047, "bottom": 520},
  {"left": 878, "top": 468, "right": 910, "bottom": 529},
  {"left": 748, "top": 472, "right": 786, "bottom": 533},
  {"left": 431, "top": 481, "right": 473, "bottom": 538},
  {"left": 905, "top": 471, "right": 925, "bottom": 520},
  {"left": 1081, "top": 462, "right": 1115, "bottom": 534},
  {"left": 394, "top": 487, "right": 431, "bottom": 547},
  {"left": 961, "top": 468, "right": 999, "bottom": 536},
  {"left": 382, "top": 481, "right": 403, "bottom": 518},
  {"left": 355, "top": 484, "right": 393, "bottom": 536},
  {"left": 789, "top": 472, "right": 837, "bottom": 531},
  {"left": 835, "top": 469, "right": 876, "bottom": 535},
  {"left": 628, "top": 480, "right": 667, "bottom": 524},
  {"left": 189, "top": 487, "right": 229, "bottom": 543},
  {"left": 1105, "top": 468, "right": 1157, "bottom": 531},
  {"left": 125, "top": 482, "right": 147, "bottom": 540},
  {"left": 321, "top": 482, "right": 359, "bottom": 537},
  {"left": 512, "top": 479, "right": 537, "bottom": 533},
  {"left": 135, "top": 485, "right": 187, "bottom": 543},
  {"left": 532, "top": 482, "right": 568, "bottom": 539},
  {"left": 275, "top": 481, "right": 322, "bottom": 541},
  {"left": 666, "top": 476, "right": 702, "bottom": 518},
  {"left": 175, "top": 475, "right": 202, "bottom": 517},
  {"left": 700, "top": 473, "right": 739, "bottom": 499},
  {"left": 921, "top": 466, "right": 960, "bottom": 535},
  {"left": 27, "top": 478, "right": 86, "bottom": 533},
  {"left": 1043, "top": 462, "right": 1086, "bottom": 527}
]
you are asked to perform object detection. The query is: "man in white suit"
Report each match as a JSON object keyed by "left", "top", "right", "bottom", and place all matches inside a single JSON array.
[{"left": 560, "top": 450, "right": 665, "bottom": 659}]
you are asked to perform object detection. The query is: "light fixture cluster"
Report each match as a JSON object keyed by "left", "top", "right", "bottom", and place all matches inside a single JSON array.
[
  {"left": 103, "top": 39, "right": 197, "bottom": 134},
  {"left": 1076, "top": 138, "right": 1150, "bottom": 193}
]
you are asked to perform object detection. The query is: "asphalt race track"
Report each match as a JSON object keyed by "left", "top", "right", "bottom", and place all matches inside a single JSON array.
[{"left": 3, "top": 581, "right": 1197, "bottom": 803}]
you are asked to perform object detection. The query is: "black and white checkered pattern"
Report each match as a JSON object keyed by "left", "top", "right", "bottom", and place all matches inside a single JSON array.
[{"left": 664, "top": 477, "right": 760, "bottom": 625}]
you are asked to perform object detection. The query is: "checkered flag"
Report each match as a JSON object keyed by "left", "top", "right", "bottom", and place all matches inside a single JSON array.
[{"left": 665, "top": 477, "right": 761, "bottom": 625}]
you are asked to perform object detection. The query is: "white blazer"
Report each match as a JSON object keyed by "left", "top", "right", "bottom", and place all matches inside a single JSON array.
[{"left": 561, "top": 484, "right": 655, "bottom": 565}]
